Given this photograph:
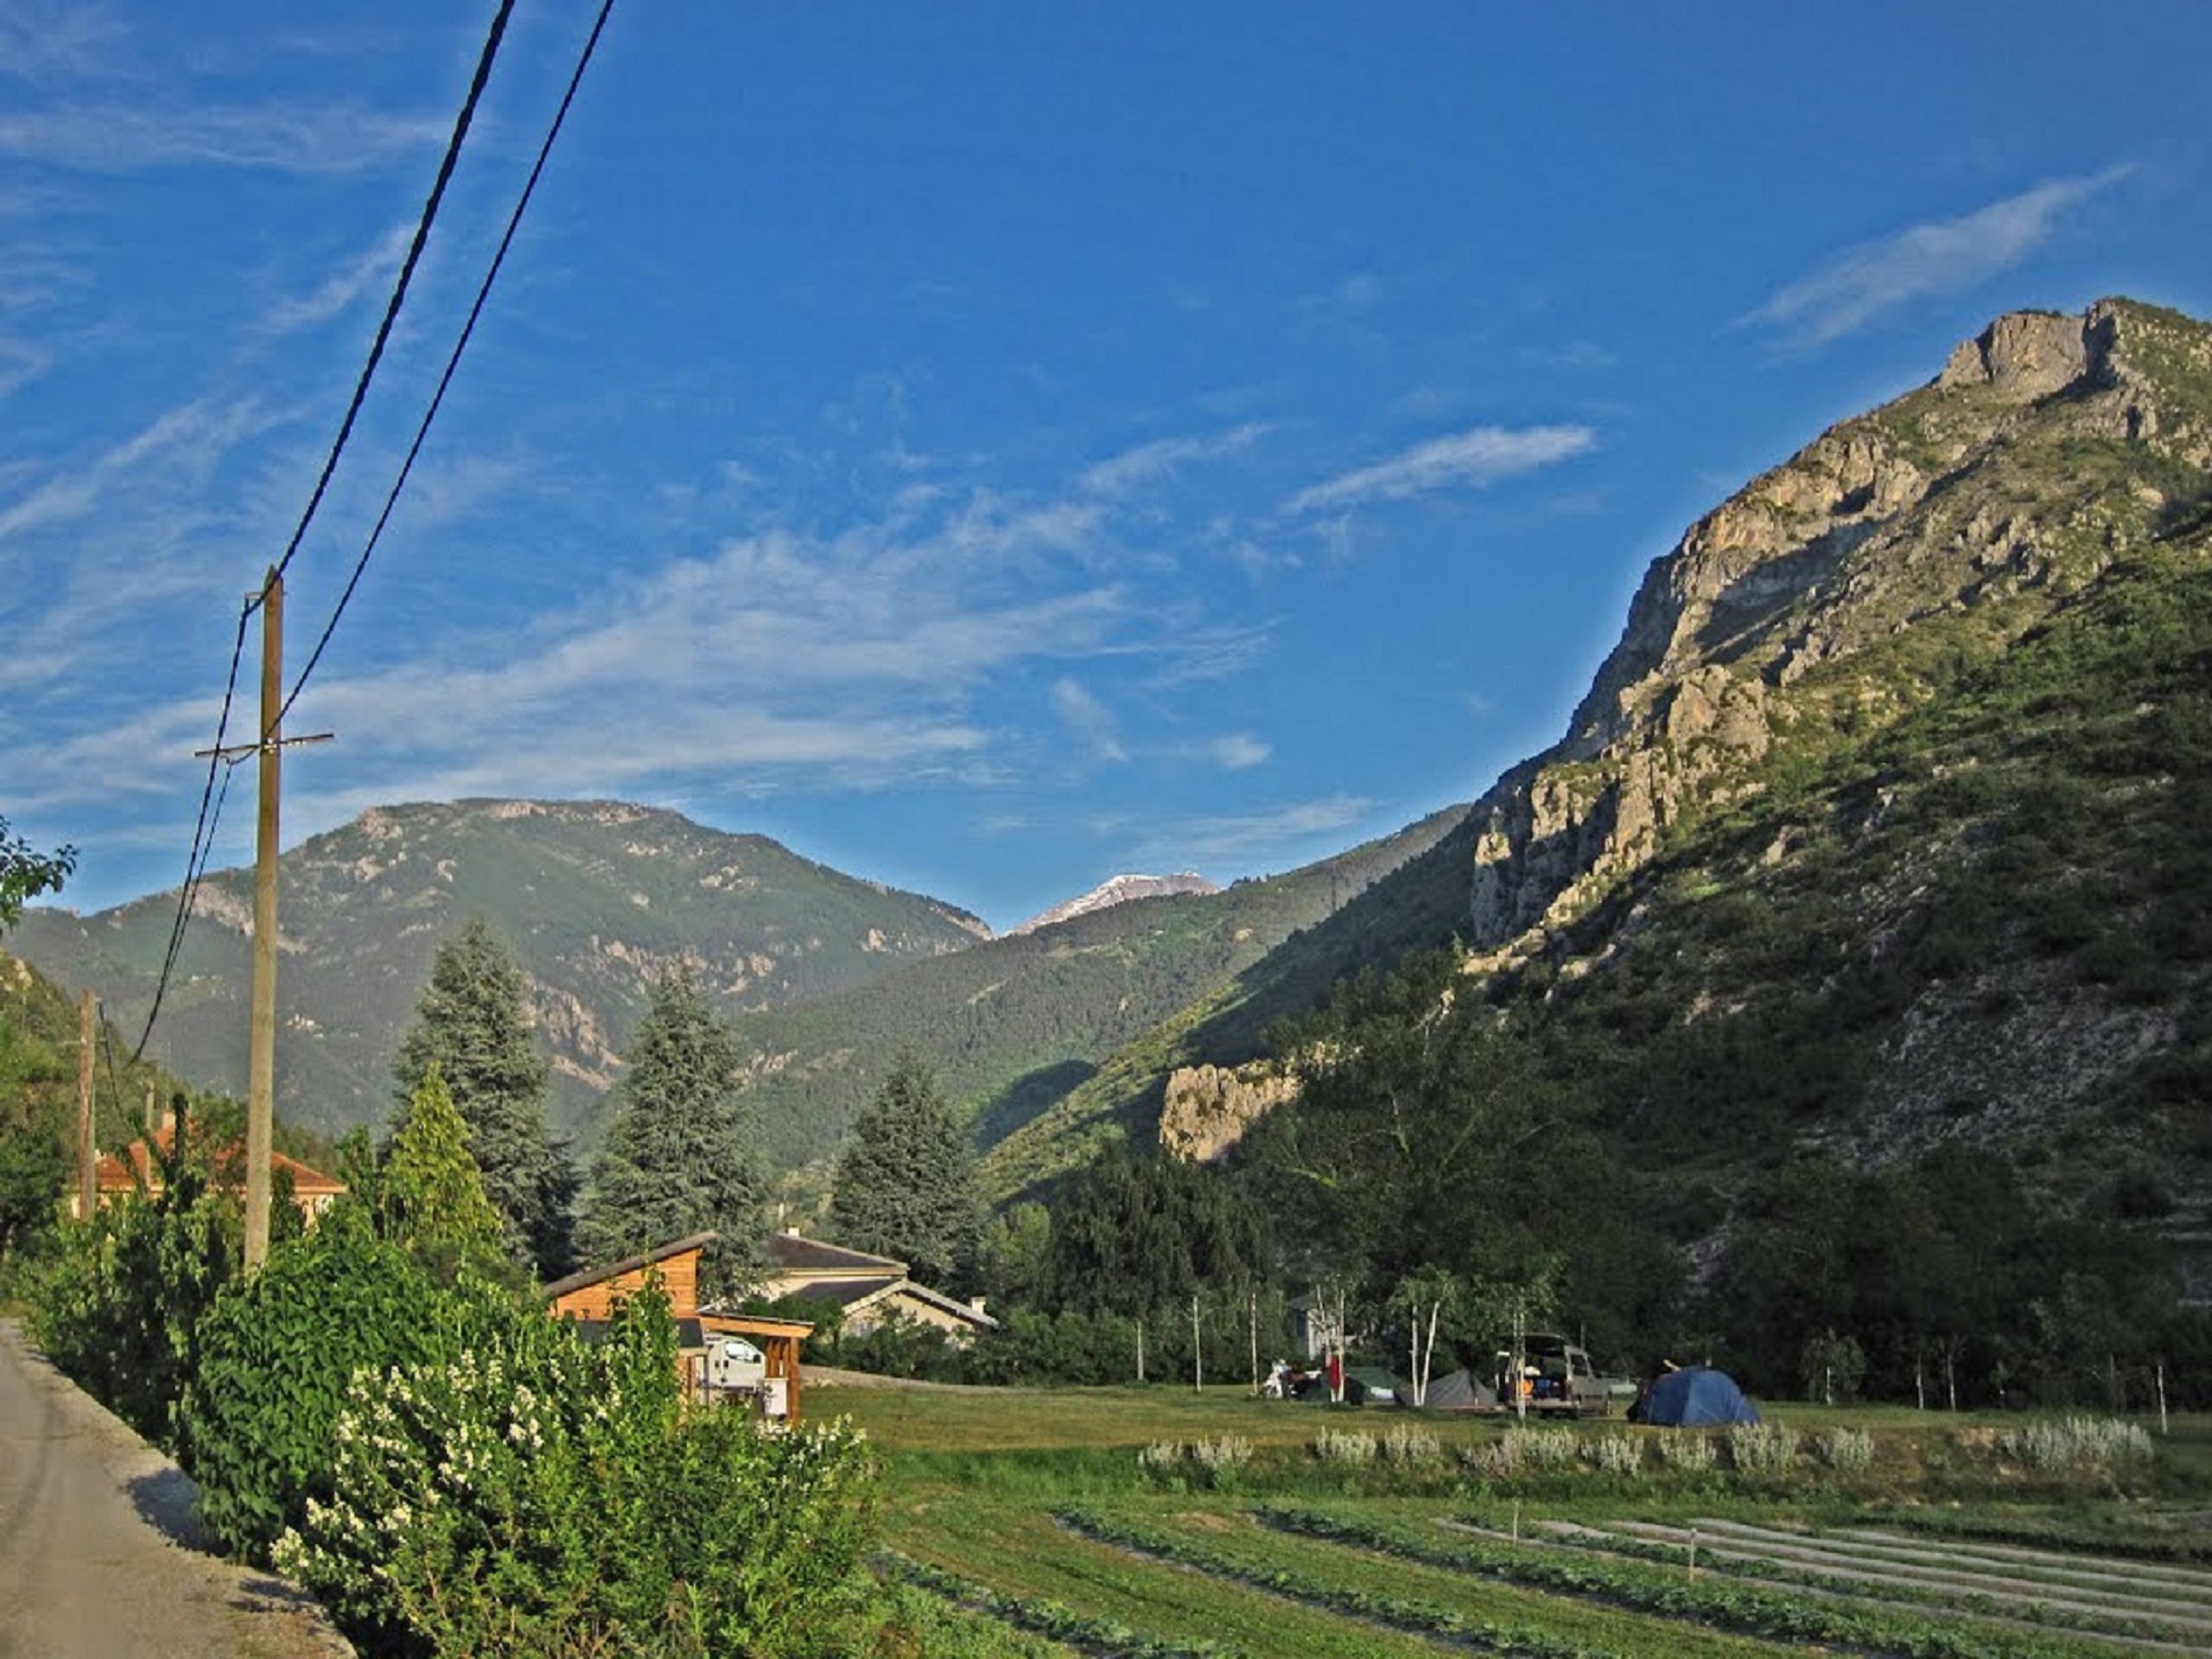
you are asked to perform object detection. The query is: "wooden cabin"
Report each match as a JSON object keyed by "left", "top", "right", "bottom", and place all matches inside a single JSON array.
[{"left": 542, "top": 1231, "right": 810, "bottom": 1422}]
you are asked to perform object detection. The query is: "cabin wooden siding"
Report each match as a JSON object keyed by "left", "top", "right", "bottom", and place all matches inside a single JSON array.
[{"left": 546, "top": 1248, "right": 701, "bottom": 1324}]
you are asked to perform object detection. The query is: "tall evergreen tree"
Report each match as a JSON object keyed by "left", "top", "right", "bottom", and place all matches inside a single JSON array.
[
  {"left": 575, "top": 966, "right": 762, "bottom": 1293},
  {"left": 379, "top": 1065, "right": 510, "bottom": 1286},
  {"left": 827, "top": 1050, "right": 981, "bottom": 1288},
  {"left": 393, "top": 917, "right": 574, "bottom": 1278}
]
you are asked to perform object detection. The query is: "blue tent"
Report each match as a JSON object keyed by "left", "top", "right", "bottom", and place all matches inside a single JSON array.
[{"left": 1630, "top": 1366, "right": 1760, "bottom": 1426}]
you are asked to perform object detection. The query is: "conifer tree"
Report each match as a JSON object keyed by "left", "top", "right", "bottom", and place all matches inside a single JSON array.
[
  {"left": 828, "top": 1049, "right": 982, "bottom": 1288},
  {"left": 393, "top": 917, "right": 574, "bottom": 1278},
  {"left": 575, "top": 966, "right": 762, "bottom": 1292},
  {"left": 379, "top": 1065, "right": 509, "bottom": 1285}
]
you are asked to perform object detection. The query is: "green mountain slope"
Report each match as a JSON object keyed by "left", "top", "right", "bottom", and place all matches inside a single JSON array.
[
  {"left": 10, "top": 800, "right": 987, "bottom": 1141},
  {"left": 999, "top": 298, "right": 2212, "bottom": 1227},
  {"left": 734, "top": 804, "right": 1470, "bottom": 1171}
]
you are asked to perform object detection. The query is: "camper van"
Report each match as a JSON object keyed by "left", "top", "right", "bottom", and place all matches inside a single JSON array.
[{"left": 1496, "top": 1332, "right": 1633, "bottom": 1416}]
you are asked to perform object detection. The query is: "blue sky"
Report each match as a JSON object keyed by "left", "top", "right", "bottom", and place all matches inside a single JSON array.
[{"left": 4, "top": 2, "right": 2208, "bottom": 933}]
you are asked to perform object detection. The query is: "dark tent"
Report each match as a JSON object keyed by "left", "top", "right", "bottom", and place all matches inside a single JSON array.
[
  {"left": 1629, "top": 1366, "right": 1760, "bottom": 1427},
  {"left": 1396, "top": 1368, "right": 1499, "bottom": 1412},
  {"left": 1340, "top": 1366, "right": 1403, "bottom": 1406}
]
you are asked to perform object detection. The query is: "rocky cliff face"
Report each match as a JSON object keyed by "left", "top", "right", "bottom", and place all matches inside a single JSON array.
[{"left": 1467, "top": 298, "right": 2212, "bottom": 954}]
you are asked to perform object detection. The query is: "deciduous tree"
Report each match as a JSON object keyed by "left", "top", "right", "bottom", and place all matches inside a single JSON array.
[{"left": 0, "top": 815, "right": 74, "bottom": 931}]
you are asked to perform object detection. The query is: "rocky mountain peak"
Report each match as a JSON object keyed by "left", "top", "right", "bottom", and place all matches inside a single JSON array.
[
  {"left": 1467, "top": 296, "right": 2212, "bottom": 952},
  {"left": 1009, "top": 873, "right": 1222, "bottom": 936}
]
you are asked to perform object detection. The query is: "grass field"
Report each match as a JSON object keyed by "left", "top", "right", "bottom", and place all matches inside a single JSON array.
[{"left": 817, "top": 1379, "right": 2212, "bottom": 1657}]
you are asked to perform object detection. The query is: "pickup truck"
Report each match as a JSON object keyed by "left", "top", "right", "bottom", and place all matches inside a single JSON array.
[{"left": 1496, "top": 1332, "right": 1636, "bottom": 1416}]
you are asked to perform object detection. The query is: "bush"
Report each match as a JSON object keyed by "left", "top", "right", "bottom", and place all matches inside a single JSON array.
[
  {"left": 1381, "top": 1425, "right": 1442, "bottom": 1466},
  {"left": 1726, "top": 1422, "right": 1798, "bottom": 1475},
  {"left": 1313, "top": 1427, "right": 1376, "bottom": 1466},
  {"left": 1653, "top": 1432, "right": 1716, "bottom": 1472},
  {"left": 1584, "top": 1433, "right": 1644, "bottom": 1476},
  {"left": 275, "top": 1283, "right": 880, "bottom": 1657},
  {"left": 177, "top": 1211, "right": 498, "bottom": 1560},
  {"left": 24, "top": 1176, "right": 238, "bottom": 1446},
  {"left": 1815, "top": 1427, "right": 1874, "bottom": 1472},
  {"left": 1995, "top": 1415, "right": 2155, "bottom": 1471}
]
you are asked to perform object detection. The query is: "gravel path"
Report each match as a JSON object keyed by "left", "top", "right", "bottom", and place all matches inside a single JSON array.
[{"left": 0, "top": 1319, "right": 353, "bottom": 1659}]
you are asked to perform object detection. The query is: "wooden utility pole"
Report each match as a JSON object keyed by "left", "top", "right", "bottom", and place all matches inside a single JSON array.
[
  {"left": 244, "top": 569, "right": 283, "bottom": 1272},
  {"left": 194, "top": 569, "right": 330, "bottom": 1274},
  {"left": 76, "top": 989, "right": 96, "bottom": 1218}
]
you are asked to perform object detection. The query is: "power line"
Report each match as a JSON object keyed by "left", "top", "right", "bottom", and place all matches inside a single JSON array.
[
  {"left": 133, "top": 603, "right": 250, "bottom": 1060},
  {"left": 134, "top": 0, "right": 522, "bottom": 1058},
  {"left": 256, "top": 0, "right": 518, "bottom": 609},
  {"left": 279, "top": 0, "right": 620, "bottom": 731}
]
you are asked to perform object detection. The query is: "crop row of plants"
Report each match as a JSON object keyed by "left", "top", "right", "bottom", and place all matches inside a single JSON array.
[
  {"left": 1257, "top": 1504, "right": 2150, "bottom": 1659},
  {"left": 1525, "top": 1515, "right": 2212, "bottom": 1647},
  {"left": 880, "top": 1496, "right": 1458, "bottom": 1659},
  {"left": 1058, "top": 1504, "right": 1812, "bottom": 1659},
  {"left": 884, "top": 1554, "right": 1235, "bottom": 1658}
]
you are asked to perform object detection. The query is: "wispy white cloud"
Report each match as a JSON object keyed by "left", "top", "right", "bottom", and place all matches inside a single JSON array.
[
  {"left": 1285, "top": 424, "right": 1597, "bottom": 515},
  {"left": 1741, "top": 168, "right": 2133, "bottom": 346},
  {"left": 264, "top": 222, "right": 412, "bottom": 334},
  {"left": 1204, "top": 733, "right": 1270, "bottom": 770},
  {"left": 1132, "top": 793, "right": 1374, "bottom": 866},
  {"left": 0, "top": 3, "right": 121, "bottom": 79},
  {"left": 0, "top": 102, "right": 446, "bottom": 174},
  {"left": 1050, "top": 677, "right": 1127, "bottom": 762},
  {"left": 1078, "top": 423, "right": 1270, "bottom": 498}
]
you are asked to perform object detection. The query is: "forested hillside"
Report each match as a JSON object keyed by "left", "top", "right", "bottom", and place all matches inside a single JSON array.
[
  {"left": 736, "top": 804, "right": 1470, "bottom": 1169},
  {"left": 1171, "top": 298, "right": 2212, "bottom": 1402},
  {"left": 10, "top": 799, "right": 988, "bottom": 1141}
]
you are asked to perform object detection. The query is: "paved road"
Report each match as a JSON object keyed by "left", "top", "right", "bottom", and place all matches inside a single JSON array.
[{"left": 0, "top": 1320, "right": 353, "bottom": 1659}]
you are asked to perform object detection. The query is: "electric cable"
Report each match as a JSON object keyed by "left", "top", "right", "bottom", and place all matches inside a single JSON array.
[
  {"left": 254, "top": 0, "right": 517, "bottom": 610},
  {"left": 132, "top": 0, "right": 524, "bottom": 1057},
  {"left": 277, "top": 0, "right": 620, "bottom": 731}
]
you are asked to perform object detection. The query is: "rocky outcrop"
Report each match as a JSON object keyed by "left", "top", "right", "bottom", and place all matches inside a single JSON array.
[
  {"left": 1465, "top": 298, "right": 2205, "bottom": 953},
  {"left": 1159, "top": 1061, "right": 1296, "bottom": 1163}
]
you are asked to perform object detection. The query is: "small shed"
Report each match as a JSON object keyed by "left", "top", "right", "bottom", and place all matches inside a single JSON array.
[{"left": 542, "top": 1232, "right": 811, "bottom": 1423}]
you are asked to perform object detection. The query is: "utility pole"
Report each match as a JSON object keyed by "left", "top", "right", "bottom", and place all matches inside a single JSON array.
[
  {"left": 76, "top": 989, "right": 95, "bottom": 1218},
  {"left": 198, "top": 570, "right": 330, "bottom": 1270},
  {"left": 245, "top": 568, "right": 283, "bottom": 1272}
]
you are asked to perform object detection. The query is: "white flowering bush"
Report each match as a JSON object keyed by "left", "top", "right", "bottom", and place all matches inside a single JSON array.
[
  {"left": 1381, "top": 1425, "right": 1443, "bottom": 1466},
  {"left": 1997, "top": 1415, "right": 2155, "bottom": 1471},
  {"left": 1726, "top": 1422, "right": 1799, "bottom": 1476},
  {"left": 1815, "top": 1427, "right": 1874, "bottom": 1472},
  {"left": 1584, "top": 1433, "right": 1644, "bottom": 1476},
  {"left": 1459, "top": 1426, "right": 1580, "bottom": 1478},
  {"left": 1652, "top": 1431, "right": 1716, "bottom": 1472},
  {"left": 1313, "top": 1427, "right": 1378, "bottom": 1465},
  {"left": 274, "top": 1284, "right": 879, "bottom": 1657}
]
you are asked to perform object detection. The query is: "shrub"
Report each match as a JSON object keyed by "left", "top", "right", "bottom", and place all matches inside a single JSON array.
[
  {"left": 177, "top": 1211, "right": 493, "bottom": 1560},
  {"left": 1726, "top": 1422, "right": 1798, "bottom": 1475},
  {"left": 1585, "top": 1433, "right": 1644, "bottom": 1476},
  {"left": 24, "top": 1173, "right": 238, "bottom": 1447},
  {"left": 1995, "top": 1415, "right": 2156, "bottom": 1471},
  {"left": 1815, "top": 1427, "right": 1874, "bottom": 1472},
  {"left": 276, "top": 1284, "right": 880, "bottom": 1657},
  {"left": 1652, "top": 1432, "right": 1716, "bottom": 1472},
  {"left": 1461, "top": 1426, "right": 1580, "bottom": 1478},
  {"left": 1381, "top": 1425, "right": 1442, "bottom": 1465},
  {"left": 1313, "top": 1427, "right": 1377, "bottom": 1465}
]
